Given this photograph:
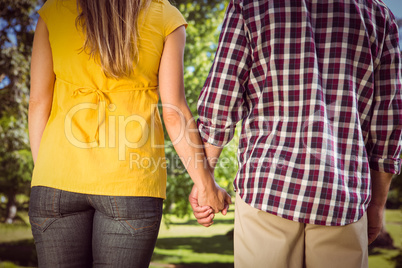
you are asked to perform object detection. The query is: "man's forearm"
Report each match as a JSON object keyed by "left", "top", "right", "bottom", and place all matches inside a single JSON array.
[
  {"left": 369, "top": 169, "right": 393, "bottom": 206},
  {"left": 203, "top": 142, "right": 223, "bottom": 173}
]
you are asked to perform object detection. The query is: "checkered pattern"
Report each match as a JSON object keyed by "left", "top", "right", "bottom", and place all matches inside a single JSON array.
[{"left": 197, "top": 0, "right": 402, "bottom": 226}]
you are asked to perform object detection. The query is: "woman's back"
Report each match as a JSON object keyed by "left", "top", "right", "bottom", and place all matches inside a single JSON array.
[
  {"left": 31, "top": 0, "right": 187, "bottom": 197},
  {"left": 42, "top": 0, "right": 172, "bottom": 88}
]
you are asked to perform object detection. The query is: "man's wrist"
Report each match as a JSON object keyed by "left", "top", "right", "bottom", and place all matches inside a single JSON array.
[
  {"left": 369, "top": 169, "right": 393, "bottom": 207},
  {"left": 368, "top": 201, "right": 386, "bottom": 208}
]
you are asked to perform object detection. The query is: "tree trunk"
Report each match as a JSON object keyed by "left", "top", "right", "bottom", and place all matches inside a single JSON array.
[{"left": 5, "top": 192, "right": 17, "bottom": 224}]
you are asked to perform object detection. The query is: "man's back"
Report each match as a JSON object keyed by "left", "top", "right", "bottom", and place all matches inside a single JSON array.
[{"left": 197, "top": 0, "right": 402, "bottom": 226}]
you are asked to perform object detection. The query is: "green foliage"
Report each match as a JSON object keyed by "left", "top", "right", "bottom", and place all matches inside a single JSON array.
[
  {"left": 387, "top": 173, "right": 402, "bottom": 209},
  {"left": 162, "top": 0, "right": 235, "bottom": 219},
  {"left": 0, "top": 0, "right": 41, "bottom": 218},
  {"left": 0, "top": 0, "right": 39, "bottom": 114},
  {"left": 213, "top": 130, "right": 239, "bottom": 195},
  {"left": 179, "top": 0, "right": 229, "bottom": 112}
]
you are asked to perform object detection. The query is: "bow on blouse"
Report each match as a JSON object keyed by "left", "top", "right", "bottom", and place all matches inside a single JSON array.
[
  {"left": 71, "top": 87, "right": 113, "bottom": 147},
  {"left": 69, "top": 82, "right": 158, "bottom": 147}
]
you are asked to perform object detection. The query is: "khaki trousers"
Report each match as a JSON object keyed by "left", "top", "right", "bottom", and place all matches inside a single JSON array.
[{"left": 234, "top": 194, "right": 368, "bottom": 268}]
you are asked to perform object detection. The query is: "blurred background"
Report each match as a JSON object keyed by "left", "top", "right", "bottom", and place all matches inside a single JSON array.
[{"left": 0, "top": 0, "right": 401, "bottom": 267}]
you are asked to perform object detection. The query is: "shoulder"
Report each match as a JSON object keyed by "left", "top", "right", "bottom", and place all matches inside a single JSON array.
[
  {"left": 38, "top": 0, "right": 56, "bottom": 22},
  {"left": 38, "top": 0, "right": 76, "bottom": 24},
  {"left": 160, "top": 0, "right": 184, "bottom": 17},
  {"left": 367, "top": 0, "right": 398, "bottom": 24},
  {"left": 158, "top": 0, "right": 188, "bottom": 37}
]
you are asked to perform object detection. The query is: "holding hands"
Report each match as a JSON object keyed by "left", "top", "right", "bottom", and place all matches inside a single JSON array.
[{"left": 189, "top": 183, "right": 231, "bottom": 227}]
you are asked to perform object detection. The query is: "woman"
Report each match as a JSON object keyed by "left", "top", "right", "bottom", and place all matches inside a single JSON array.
[{"left": 28, "top": 0, "right": 231, "bottom": 266}]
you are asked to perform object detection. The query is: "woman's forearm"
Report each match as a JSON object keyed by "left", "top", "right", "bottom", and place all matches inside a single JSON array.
[
  {"left": 28, "top": 100, "right": 51, "bottom": 164},
  {"left": 158, "top": 26, "right": 230, "bottom": 212},
  {"left": 164, "top": 104, "right": 231, "bottom": 212},
  {"left": 163, "top": 104, "right": 215, "bottom": 192},
  {"left": 29, "top": 17, "right": 55, "bottom": 164}
]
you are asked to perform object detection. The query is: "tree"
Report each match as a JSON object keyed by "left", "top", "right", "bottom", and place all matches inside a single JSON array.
[{"left": 0, "top": 0, "right": 41, "bottom": 223}]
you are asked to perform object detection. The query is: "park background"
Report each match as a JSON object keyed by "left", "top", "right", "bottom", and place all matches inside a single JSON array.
[{"left": 0, "top": 0, "right": 401, "bottom": 267}]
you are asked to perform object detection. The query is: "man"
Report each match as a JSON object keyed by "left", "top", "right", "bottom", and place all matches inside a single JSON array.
[{"left": 190, "top": 0, "right": 402, "bottom": 267}]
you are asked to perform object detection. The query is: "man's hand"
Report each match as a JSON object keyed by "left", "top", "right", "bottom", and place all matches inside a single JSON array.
[
  {"left": 367, "top": 203, "right": 385, "bottom": 245},
  {"left": 189, "top": 184, "right": 230, "bottom": 227},
  {"left": 197, "top": 180, "right": 232, "bottom": 213},
  {"left": 367, "top": 169, "right": 393, "bottom": 245}
]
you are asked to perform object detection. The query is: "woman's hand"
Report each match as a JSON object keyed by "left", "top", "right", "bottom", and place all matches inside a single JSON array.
[
  {"left": 189, "top": 184, "right": 231, "bottom": 227},
  {"left": 189, "top": 185, "right": 215, "bottom": 227}
]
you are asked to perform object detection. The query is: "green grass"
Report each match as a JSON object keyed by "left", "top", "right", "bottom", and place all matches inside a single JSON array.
[
  {"left": 150, "top": 211, "right": 235, "bottom": 268},
  {"left": 150, "top": 209, "right": 402, "bottom": 268},
  {"left": 0, "top": 225, "right": 32, "bottom": 244},
  {"left": 0, "top": 210, "right": 400, "bottom": 267},
  {"left": 368, "top": 249, "right": 400, "bottom": 268},
  {"left": 367, "top": 209, "right": 402, "bottom": 268},
  {"left": 385, "top": 210, "right": 402, "bottom": 248},
  {"left": 0, "top": 262, "right": 23, "bottom": 268}
]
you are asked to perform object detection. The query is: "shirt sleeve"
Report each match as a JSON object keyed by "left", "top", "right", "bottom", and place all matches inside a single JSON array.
[
  {"left": 37, "top": 0, "right": 53, "bottom": 25},
  {"left": 163, "top": 1, "right": 188, "bottom": 37},
  {"left": 367, "top": 15, "right": 402, "bottom": 174},
  {"left": 197, "top": 1, "right": 251, "bottom": 147}
]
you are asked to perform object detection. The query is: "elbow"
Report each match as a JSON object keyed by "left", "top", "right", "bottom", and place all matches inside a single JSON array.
[
  {"left": 162, "top": 108, "right": 185, "bottom": 128},
  {"left": 29, "top": 97, "right": 50, "bottom": 107},
  {"left": 28, "top": 98, "right": 52, "bottom": 118},
  {"left": 28, "top": 100, "right": 50, "bottom": 113}
]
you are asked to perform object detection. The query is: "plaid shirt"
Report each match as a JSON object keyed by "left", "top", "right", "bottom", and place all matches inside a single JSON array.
[{"left": 197, "top": 0, "right": 402, "bottom": 226}]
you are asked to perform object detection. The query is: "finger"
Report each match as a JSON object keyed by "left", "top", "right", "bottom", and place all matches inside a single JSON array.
[
  {"left": 201, "top": 222, "right": 213, "bottom": 227},
  {"left": 194, "top": 209, "right": 213, "bottom": 219},
  {"left": 368, "top": 234, "right": 376, "bottom": 245},
  {"left": 225, "top": 193, "right": 232, "bottom": 204},
  {"left": 199, "top": 219, "right": 213, "bottom": 227},
  {"left": 367, "top": 228, "right": 380, "bottom": 245},
  {"left": 211, "top": 206, "right": 220, "bottom": 214},
  {"left": 197, "top": 213, "right": 215, "bottom": 226},
  {"left": 193, "top": 205, "right": 211, "bottom": 213},
  {"left": 198, "top": 213, "right": 215, "bottom": 223},
  {"left": 219, "top": 192, "right": 231, "bottom": 215},
  {"left": 221, "top": 203, "right": 229, "bottom": 215},
  {"left": 189, "top": 196, "right": 202, "bottom": 210},
  {"left": 188, "top": 185, "right": 199, "bottom": 206}
]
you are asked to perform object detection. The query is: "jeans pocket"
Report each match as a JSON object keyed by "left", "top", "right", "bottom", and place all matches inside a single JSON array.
[
  {"left": 110, "top": 196, "right": 163, "bottom": 236},
  {"left": 28, "top": 186, "right": 62, "bottom": 232},
  {"left": 29, "top": 216, "right": 59, "bottom": 232},
  {"left": 118, "top": 217, "right": 160, "bottom": 236}
]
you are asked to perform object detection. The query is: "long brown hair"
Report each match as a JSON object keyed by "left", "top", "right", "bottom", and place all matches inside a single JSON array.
[{"left": 76, "top": 0, "right": 151, "bottom": 78}]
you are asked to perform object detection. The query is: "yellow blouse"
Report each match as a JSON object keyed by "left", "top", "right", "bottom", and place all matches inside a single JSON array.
[{"left": 32, "top": 0, "right": 187, "bottom": 198}]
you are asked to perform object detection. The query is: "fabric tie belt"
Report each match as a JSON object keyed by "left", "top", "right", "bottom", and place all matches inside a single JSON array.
[
  {"left": 72, "top": 87, "right": 113, "bottom": 146},
  {"left": 58, "top": 78, "right": 157, "bottom": 147}
]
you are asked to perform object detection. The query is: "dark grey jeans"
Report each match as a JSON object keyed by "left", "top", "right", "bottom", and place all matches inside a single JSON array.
[{"left": 28, "top": 186, "right": 163, "bottom": 268}]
